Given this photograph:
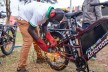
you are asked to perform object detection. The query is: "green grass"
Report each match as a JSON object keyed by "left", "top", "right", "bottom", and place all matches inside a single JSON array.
[{"left": 15, "top": 31, "right": 23, "bottom": 44}]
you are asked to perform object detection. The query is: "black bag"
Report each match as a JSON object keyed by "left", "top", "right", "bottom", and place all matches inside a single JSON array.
[{"left": 81, "top": 19, "right": 108, "bottom": 54}]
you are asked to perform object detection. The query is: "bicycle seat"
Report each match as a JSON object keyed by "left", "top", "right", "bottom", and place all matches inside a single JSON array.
[
  {"left": 65, "top": 11, "right": 82, "bottom": 19},
  {"left": 0, "top": 11, "right": 6, "bottom": 18}
]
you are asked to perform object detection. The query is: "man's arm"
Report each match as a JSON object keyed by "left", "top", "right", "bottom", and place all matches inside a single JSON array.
[
  {"left": 28, "top": 20, "right": 49, "bottom": 40},
  {"left": 95, "top": 6, "right": 102, "bottom": 19},
  {"left": 28, "top": 24, "right": 49, "bottom": 52},
  {"left": 42, "top": 20, "right": 49, "bottom": 34},
  {"left": 28, "top": 19, "right": 49, "bottom": 39},
  {"left": 94, "top": 0, "right": 102, "bottom": 20},
  {"left": 28, "top": 24, "right": 39, "bottom": 40},
  {"left": 42, "top": 20, "right": 57, "bottom": 47}
]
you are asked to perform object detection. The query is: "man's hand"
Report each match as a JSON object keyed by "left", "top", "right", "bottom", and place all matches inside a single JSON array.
[
  {"left": 36, "top": 38, "right": 56, "bottom": 52},
  {"left": 50, "top": 39, "right": 57, "bottom": 47},
  {"left": 45, "top": 32, "right": 57, "bottom": 47},
  {"left": 36, "top": 38, "right": 49, "bottom": 52}
]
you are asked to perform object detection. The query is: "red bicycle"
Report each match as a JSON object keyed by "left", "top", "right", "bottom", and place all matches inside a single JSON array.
[{"left": 45, "top": 1, "right": 108, "bottom": 72}]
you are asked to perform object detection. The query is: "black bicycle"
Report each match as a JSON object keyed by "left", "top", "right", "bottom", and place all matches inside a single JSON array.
[{"left": 0, "top": 11, "right": 17, "bottom": 55}]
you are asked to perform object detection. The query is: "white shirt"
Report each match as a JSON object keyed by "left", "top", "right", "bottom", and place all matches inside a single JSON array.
[{"left": 18, "top": 1, "right": 53, "bottom": 27}]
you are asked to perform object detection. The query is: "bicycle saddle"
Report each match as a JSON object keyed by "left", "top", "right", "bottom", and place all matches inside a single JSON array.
[
  {"left": 65, "top": 11, "right": 82, "bottom": 19},
  {"left": 0, "top": 11, "right": 6, "bottom": 18}
]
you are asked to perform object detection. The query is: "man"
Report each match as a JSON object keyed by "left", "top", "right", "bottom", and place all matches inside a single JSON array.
[
  {"left": 82, "top": 0, "right": 102, "bottom": 59},
  {"left": 17, "top": 1, "right": 64, "bottom": 72},
  {"left": 18, "top": 0, "right": 46, "bottom": 64},
  {"left": 82, "top": 0, "right": 102, "bottom": 28}
]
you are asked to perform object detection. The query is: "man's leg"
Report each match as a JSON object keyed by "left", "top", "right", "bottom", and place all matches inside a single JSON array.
[
  {"left": 17, "top": 20, "right": 33, "bottom": 70},
  {"left": 33, "top": 26, "right": 46, "bottom": 63}
]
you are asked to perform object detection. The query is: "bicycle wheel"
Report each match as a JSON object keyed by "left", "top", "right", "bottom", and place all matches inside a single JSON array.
[
  {"left": 1, "top": 26, "right": 15, "bottom": 55},
  {"left": 46, "top": 32, "right": 69, "bottom": 71}
]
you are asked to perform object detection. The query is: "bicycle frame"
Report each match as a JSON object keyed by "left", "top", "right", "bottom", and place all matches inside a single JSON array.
[
  {"left": 56, "top": 18, "right": 108, "bottom": 62},
  {"left": 47, "top": 4, "right": 108, "bottom": 71}
]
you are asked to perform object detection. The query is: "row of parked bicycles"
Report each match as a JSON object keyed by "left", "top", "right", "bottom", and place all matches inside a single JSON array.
[{"left": 41, "top": 1, "right": 108, "bottom": 72}]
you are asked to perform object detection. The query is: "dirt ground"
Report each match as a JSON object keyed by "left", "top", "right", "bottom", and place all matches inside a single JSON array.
[
  {"left": 0, "top": 31, "right": 108, "bottom": 72},
  {"left": 0, "top": 45, "right": 108, "bottom": 72}
]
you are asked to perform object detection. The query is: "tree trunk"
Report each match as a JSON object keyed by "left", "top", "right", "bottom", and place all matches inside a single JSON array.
[{"left": 5, "top": 0, "right": 11, "bottom": 24}]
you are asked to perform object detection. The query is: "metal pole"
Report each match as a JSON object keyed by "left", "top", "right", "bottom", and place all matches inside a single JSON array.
[{"left": 70, "top": 0, "right": 72, "bottom": 12}]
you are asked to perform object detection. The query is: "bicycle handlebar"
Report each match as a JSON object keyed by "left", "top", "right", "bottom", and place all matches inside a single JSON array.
[{"left": 90, "top": 1, "right": 108, "bottom": 7}]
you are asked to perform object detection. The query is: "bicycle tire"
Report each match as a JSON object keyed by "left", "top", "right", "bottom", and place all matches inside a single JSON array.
[
  {"left": 46, "top": 32, "right": 69, "bottom": 71},
  {"left": 1, "top": 26, "right": 15, "bottom": 55}
]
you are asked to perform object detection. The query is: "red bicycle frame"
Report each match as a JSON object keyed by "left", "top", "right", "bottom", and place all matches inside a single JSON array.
[{"left": 57, "top": 18, "right": 108, "bottom": 62}]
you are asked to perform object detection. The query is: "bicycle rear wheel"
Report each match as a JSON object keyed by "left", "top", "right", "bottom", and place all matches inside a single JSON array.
[
  {"left": 46, "top": 32, "right": 69, "bottom": 71},
  {"left": 1, "top": 26, "right": 15, "bottom": 55}
]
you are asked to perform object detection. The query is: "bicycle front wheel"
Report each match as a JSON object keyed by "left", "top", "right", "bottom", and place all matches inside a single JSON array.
[{"left": 1, "top": 26, "right": 15, "bottom": 55}]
